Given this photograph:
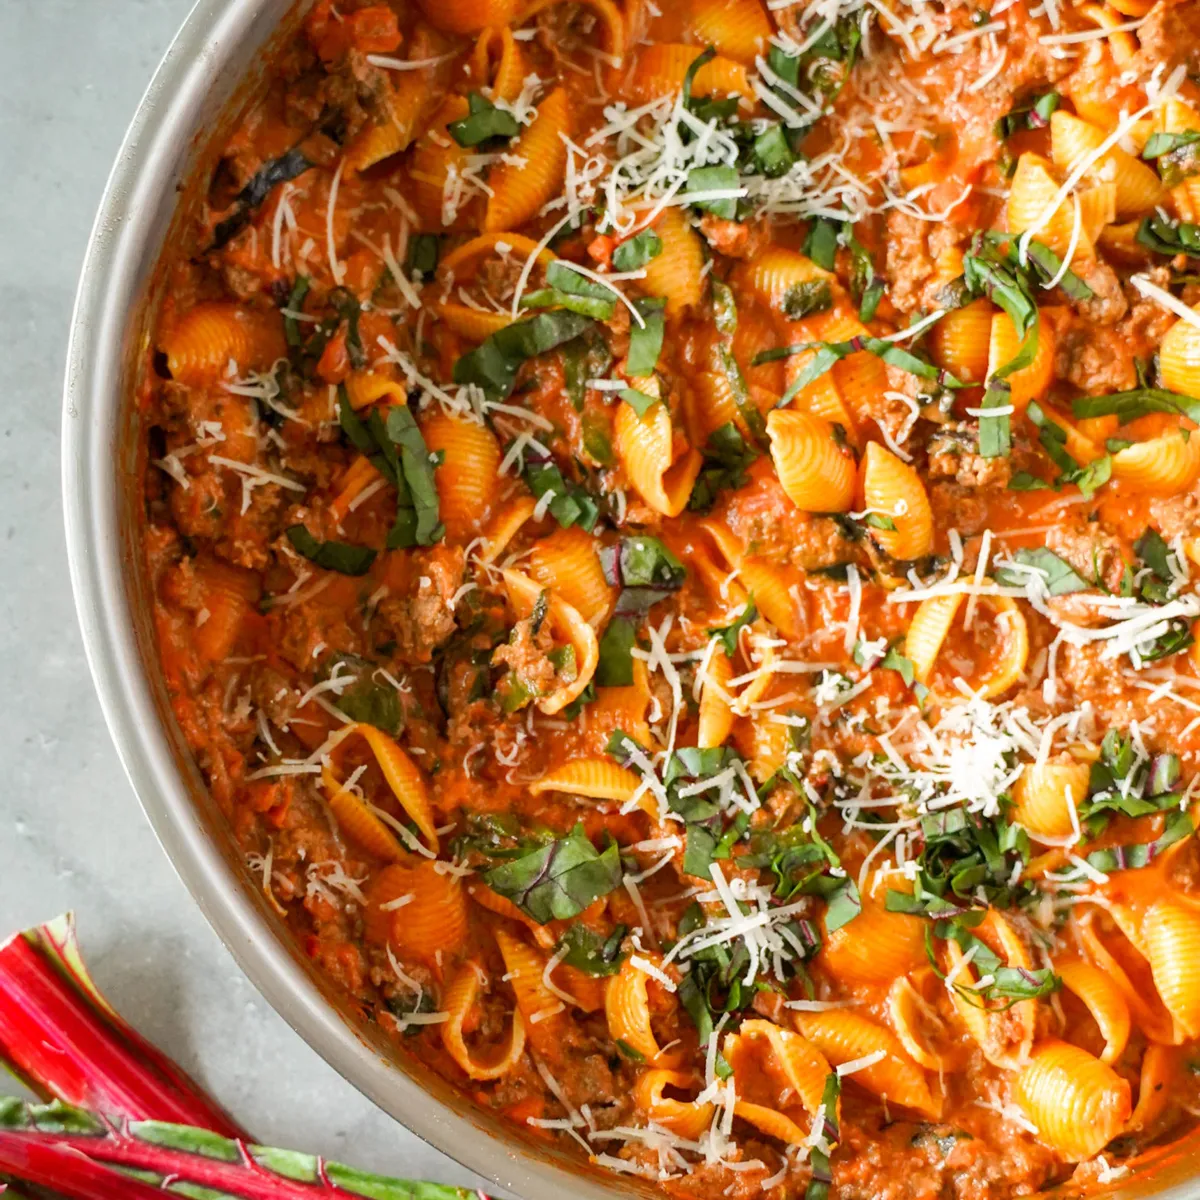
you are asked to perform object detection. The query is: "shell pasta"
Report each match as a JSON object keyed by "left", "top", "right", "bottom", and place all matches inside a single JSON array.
[{"left": 141, "top": 0, "right": 1200, "bottom": 1195}]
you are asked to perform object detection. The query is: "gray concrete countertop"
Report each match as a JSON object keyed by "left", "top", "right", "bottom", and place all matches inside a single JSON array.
[{"left": 0, "top": 2, "right": 493, "bottom": 1187}]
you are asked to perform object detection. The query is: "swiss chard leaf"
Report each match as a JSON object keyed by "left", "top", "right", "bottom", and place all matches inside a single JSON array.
[
  {"left": 454, "top": 311, "right": 594, "bottom": 398},
  {"left": 689, "top": 421, "right": 758, "bottom": 511},
  {"left": 405, "top": 233, "right": 441, "bottom": 275},
  {"left": 555, "top": 923, "right": 628, "bottom": 975},
  {"left": 601, "top": 536, "right": 687, "bottom": 606},
  {"left": 285, "top": 525, "right": 377, "bottom": 576},
  {"left": 483, "top": 823, "right": 622, "bottom": 923},
  {"left": 323, "top": 655, "right": 404, "bottom": 736}
]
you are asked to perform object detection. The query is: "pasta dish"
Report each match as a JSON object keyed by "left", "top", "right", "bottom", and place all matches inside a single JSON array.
[{"left": 140, "top": 0, "right": 1200, "bottom": 1193}]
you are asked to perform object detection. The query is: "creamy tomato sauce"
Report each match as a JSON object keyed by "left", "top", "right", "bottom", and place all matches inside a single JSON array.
[{"left": 140, "top": 0, "right": 1200, "bottom": 1195}]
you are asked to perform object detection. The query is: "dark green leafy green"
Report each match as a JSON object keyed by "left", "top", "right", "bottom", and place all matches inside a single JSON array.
[
  {"left": 995, "top": 91, "right": 1060, "bottom": 139},
  {"left": 282, "top": 275, "right": 311, "bottom": 348},
  {"left": 212, "top": 145, "right": 312, "bottom": 248},
  {"left": 689, "top": 421, "right": 759, "bottom": 511},
  {"left": 285, "top": 526, "right": 376, "bottom": 576},
  {"left": 709, "top": 600, "right": 757, "bottom": 657},
  {"left": 687, "top": 165, "right": 742, "bottom": 219},
  {"left": 1136, "top": 214, "right": 1200, "bottom": 258},
  {"left": 596, "top": 615, "right": 638, "bottom": 686},
  {"left": 752, "top": 124, "right": 797, "bottom": 177},
  {"left": 1072, "top": 386, "right": 1200, "bottom": 426},
  {"left": 612, "top": 229, "right": 663, "bottom": 272},
  {"left": 454, "top": 311, "right": 594, "bottom": 398},
  {"left": 1084, "top": 810, "right": 1194, "bottom": 874},
  {"left": 483, "top": 823, "right": 622, "bottom": 923},
  {"left": 781, "top": 279, "right": 834, "bottom": 320},
  {"left": 804, "top": 218, "right": 839, "bottom": 271},
  {"left": 405, "top": 233, "right": 440, "bottom": 275},
  {"left": 520, "top": 453, "right": 601, "bottom": 532},
  {"left": 383, "top": 406, "right": 445, "bottom": 548},
  {"left": 767, "top": 332, "right": 965, "bottom": 407},
  {"left": 448, "top": 92, "right": 521, "bottom": 147},
  {"left": 1080, "top": 727, "right": 1182, "bottom": 836},
  {"left": 993, "top": 547, "right": 1089, "bottom": 595},
  {"left": 562, "top": 327, "right": 614, "bottom": 413},
  {"left": 626, "top": 298, "right": 666, "bottom": 377},
  {"left": 1024, "top": 401, "right": 1111, "bottom": 498},
  {"left": 1144, "top": 129, "right": 1200, "bottom": 187},
  {"left": 521, "top": 262, "right": 616, "bottom": 320},
  {"left": 602, "top": 536, "right": 686, "bottom": 588},
  {"left": 555, "top": 923, "right": 627, "bottom": 975},
  {"left": 323, "top": 655, "right": 404, "bottom": 736},
  {"left": 619, "top": 387, "right": 659, "bottom": 416}
]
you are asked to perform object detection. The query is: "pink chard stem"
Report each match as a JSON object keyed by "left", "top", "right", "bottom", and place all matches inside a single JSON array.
[
  {"left": 0, "top": 914, "right": 244, "bottom": 1138},
  {"left": 0, "top": 1098, "right": 490, "bottom": 1200}
]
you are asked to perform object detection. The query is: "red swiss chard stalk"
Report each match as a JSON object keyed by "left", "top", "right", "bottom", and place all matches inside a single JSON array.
[
  {"left": 0, "top": 914, "right": 244, "bottom": 1137},
  {"left": 0, "top": 1098, "right": 488, "bottom": 1200},
  {"left": 0, "top": 917, "right": 493, "bottom": 1200}
]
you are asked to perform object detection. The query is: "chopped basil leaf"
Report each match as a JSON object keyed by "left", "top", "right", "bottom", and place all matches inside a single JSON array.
[
  {"left": 596, "top": 615, "right": 638, "bottom": 686},
  {"left": 1072, "top": 386, "right": 1200, "bottom": 426},
  {"left": 521, "top": 453, "right": 601, "bottom": 532},
  {"left": 483, "top": 823, "right": 622, "bottom": 923},
  {"left": 619, "top": 387, "right": 659, "bottom": 416},
  {"left": 626, "top": 298, "right": 666, "bottom": 376},
  {"left": 1143, "top": 129, "right": 1200, "bottom": 187},
  {"left": 282, "top": 275, "right": 311, "bottom": 348},
  {"left": 1136, "top": 214, "right": 1200, "bottom": 258},
  {"left": 448, "top": 92, "right": 521, "bottom": 147},
  {"left": 612, "top": 229, "right": 663, "bottom": 272},
  {"left": 286, "top": 525, "right": 377, "bottom": 576},
  {"left": 753, "top": 124, "right": 797, "bottom": 177},
  {"left": 709, "top": 600, "right": 758, "bottom": 657},
  {"left": 804, "top": 218, "right": 839, "bottom": 271},
  {"left": 405, "top": 233, "right": 441, "bottom": 276},
  {"left": 687, "top": 165, "right": 742, "bottom": 219},
  {"left": 212, "top": 146, "right": 312, "bottom": 249},
  {"left": 993, "top": 547, "right": 1089, "bottom": 596},
  {"left": 521, "top": 261, "right": 616, "bottom": 321},
  {"left": 385, "top": 406, "right": 445, "bottom": 548},
  {"left": 995, "top": 90, "right": 1059, "bottom": 139}
]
